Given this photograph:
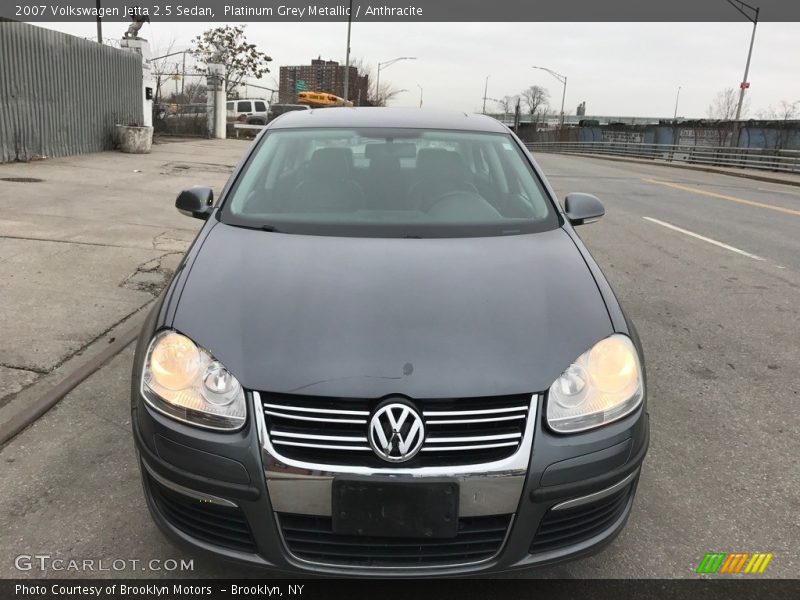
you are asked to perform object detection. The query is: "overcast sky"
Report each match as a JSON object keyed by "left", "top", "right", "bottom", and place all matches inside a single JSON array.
[{"left": 37, "top": 21, "right": 800, "bottom": 118}]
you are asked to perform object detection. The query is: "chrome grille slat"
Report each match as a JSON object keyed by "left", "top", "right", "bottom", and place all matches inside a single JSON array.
[
  {"left": 264, "top": 410, "right": 366, "bottom": 425},
  {"left": 271, "top": 430, "right": 368, "bottom": 443},
  {"left": 423, "top": 406, "right": 528, "bottom": 417},
  {"left": 273, "top": 440, "right": 373, "bottom": 451},
  {"left": 426, "top": 432, "right": 522, "bottom": 443},
  {"left": 421, "top": 441, "right": 520, "bottom": 452},
  {"left": 261, "top": 393, "right": 532, "bottom": 467},
  {"left": 425, "top": 414, "right": 526, "bottom": 425},
  {"left": 262, "top": 402, "right": 369, "bottom": 416}
]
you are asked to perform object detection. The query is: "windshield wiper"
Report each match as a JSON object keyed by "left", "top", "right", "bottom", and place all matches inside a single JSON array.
[{"left": 261, "top": 224, "right": 281, "bottom": 232}]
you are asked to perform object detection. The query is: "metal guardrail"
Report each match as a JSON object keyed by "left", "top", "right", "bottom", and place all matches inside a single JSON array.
[{"left": 525, "top": 141, "right": 800, "bottom": 174}]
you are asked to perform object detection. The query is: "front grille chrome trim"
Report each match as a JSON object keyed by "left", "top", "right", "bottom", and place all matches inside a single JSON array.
[{"left": 256, "top": 392, "right": 539, "bottom": 519}]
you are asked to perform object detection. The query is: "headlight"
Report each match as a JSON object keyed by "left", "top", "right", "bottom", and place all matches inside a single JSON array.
[
  {"left": 547, "top": 334, "right": 643, "bottom": 433},
  {"left": 141, "top": 330, "right": 245, "bottom": 431}
]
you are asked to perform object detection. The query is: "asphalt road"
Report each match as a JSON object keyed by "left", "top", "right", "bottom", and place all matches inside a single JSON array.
[{"left": 1, "top": 154, "right": 798, "bottom": 579}]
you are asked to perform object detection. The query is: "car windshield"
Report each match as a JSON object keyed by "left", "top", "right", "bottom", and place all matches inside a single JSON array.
[{"left": 220, "top": 127, "right": 559, "bottom": 237}]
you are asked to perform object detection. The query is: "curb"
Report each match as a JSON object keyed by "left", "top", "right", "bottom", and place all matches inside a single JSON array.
[
  {"left": 532, "top": 151, "right": 800, "bottom": 188},
  {"left": 0, "top": 308, "right": 148, "bottom": 447}
]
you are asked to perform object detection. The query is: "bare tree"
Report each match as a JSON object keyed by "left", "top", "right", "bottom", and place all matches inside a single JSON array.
[
  {"left": 757, "top": 100, "right": 800, "bottom": 149},
  {"left": 497, "top": 95, "right": 518, "bottom": 115},
  {"left": 757, "top": 100, "right": 799, "bottom": 121},
  {"left": 191, "top": 25, "right": 272, "bottom": 99},
  {"left": 521, "top": 85, "right": 550, "bottom": 116},
  {"left": 182, "top": 81, "right": 208, "bottom": 104},
  {"left": 150, "top": 38, "right": 178, "bottom": 104},
  {"left": 707, "top": 87, "right": 749, "bottom": 120}
]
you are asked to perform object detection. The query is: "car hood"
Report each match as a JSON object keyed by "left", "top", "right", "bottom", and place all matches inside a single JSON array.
[{"left": 172, "top": 223, "right": 613, "bottom": 398}]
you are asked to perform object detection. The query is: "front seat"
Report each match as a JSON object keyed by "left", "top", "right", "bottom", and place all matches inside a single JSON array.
[
  {"left": 408, "top": 148, "right": 479, "bottom": 211},
  {"left": 367, "top": 153, "right": 406, "bottom": 210},
  {"left": 293, "top": 148, "right": 364, "bottom": 213}
]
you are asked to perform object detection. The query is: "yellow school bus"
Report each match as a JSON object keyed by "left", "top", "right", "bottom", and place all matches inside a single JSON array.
[{"left": 296, "top": 91, "right": 354, "bottom": 108}]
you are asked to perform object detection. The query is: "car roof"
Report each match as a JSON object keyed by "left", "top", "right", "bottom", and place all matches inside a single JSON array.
[{"left": 268, "top": 107, "right": 509, "bottom": 133}]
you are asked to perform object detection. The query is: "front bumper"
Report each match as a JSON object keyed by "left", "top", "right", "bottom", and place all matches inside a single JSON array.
[{"left": 132, "top": 391, "right": 649, "bottom": 576}]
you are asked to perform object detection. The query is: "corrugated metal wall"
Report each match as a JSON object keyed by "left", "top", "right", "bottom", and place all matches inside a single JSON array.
[{"left": 0, "top": 20, "right": 143, "bottom": 163}]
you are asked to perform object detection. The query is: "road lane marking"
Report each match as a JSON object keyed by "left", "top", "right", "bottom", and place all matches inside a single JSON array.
[
  {"left": 642, "top": 217, "right": 765, "bottom": 261},
  {"left": 643, "top": 178, "right": 800, "bottom": 217}
]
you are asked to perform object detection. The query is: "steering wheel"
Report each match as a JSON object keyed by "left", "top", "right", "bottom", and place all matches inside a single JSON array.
[{"left": 419, "top": 186, "right": 482, "bottom": 213}]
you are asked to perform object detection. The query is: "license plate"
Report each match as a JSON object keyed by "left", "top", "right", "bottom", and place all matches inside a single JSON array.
[{"left": 332, "top": 478, "right": 459, "bottom": 538}]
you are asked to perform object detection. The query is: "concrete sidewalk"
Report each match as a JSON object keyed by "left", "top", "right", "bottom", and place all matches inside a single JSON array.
[{"left": 0, "top": 138, "right": 250, "bottom": 418}]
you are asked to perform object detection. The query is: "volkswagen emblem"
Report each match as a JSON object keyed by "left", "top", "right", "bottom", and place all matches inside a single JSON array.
[{"left": 368, "top": 402, "right": 425, "bottom": 463}]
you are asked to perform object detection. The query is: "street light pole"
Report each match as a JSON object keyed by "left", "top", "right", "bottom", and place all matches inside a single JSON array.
[
  {"left": 375, "top": 56, "right": 416, "bottom": 106},
  {"left": 482, "top": 75, "right": 489, "bottom": 114},
  {"left": 343, "top": 0, "right": 353, "bottom": 103},
  {"left": 673, "top": 85, "right": 681, "bottom": 119},
  {"left": 417, "top": 84, "right": 423, "bottom": 108},
  {"left": 728, "top": 0, "right": 759, "bottom": 122},
  {"left": 532, "top": 65, "right": 567, "bottom": 128}
]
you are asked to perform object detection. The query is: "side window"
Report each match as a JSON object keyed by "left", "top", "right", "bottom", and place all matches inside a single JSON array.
[
  {"left": 254, "top": 101, "right": 267, "bottom": 112},
  {"left": 237, "top": 101, "right": 250, "bottom": 113}
]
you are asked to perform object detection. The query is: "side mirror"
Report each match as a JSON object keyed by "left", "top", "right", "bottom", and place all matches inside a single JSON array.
[
  {"left": 176, "top": 186, "right": 214, "bottom": 220},
  {"left": 563, "top": 193, "right": 605, "bottom": 226}
]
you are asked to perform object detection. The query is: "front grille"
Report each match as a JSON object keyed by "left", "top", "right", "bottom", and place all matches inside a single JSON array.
[
  {"left": 148, "top": 475, "right": 257, "bottom": 554},
  {"left": 279, "top": 513, "right": 511, "bottom": 567},
  {"left": 530, "top": 484, "right": 632, "bottom": 554},
  {"left": 259, "top": 392, "right": 532, "bottom": 467}
]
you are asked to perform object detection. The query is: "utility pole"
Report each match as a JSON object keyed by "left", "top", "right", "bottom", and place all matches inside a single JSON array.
[
  {"left": 482, "top": 75, "right": 489, "bottom": 114},
  {"left": 417, "top": 84, "right": 423, "bottom": 108},
  {"left": 343, "top": 0, "right": 353, "bottom": 103},
  {"left": 96, "top": 0, "right": 102, "bottom": 43},
  {"left": 673, "top": 85, "right": 681, "bottom": 119}
]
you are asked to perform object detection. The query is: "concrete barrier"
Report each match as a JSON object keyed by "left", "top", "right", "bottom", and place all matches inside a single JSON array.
[{"left": 115, "top": 125, "right": 153, "bottom": 154}]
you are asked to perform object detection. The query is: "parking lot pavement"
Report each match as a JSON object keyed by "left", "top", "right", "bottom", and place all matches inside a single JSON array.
[
  {"left": 0, "top": 346, "right": 264, "bottom": 579},
  {"left": 0, "top": 138, "right": 250, "bottom": 411},
  {"left": 0, "top": 152, "right": 797, "bottom": 578}
]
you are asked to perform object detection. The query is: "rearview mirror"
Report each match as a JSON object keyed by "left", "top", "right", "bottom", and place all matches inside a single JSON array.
[
  {"left": 176, "top": 186, "right": 214, "bottom": 220},
  {"left": 563, "top": 193, "right": 605, "bottom": 226}
]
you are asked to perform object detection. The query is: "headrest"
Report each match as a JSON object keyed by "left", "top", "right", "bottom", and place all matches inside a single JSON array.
[
  {"left": 309, "top": 147, "right": 354, "bottom": 177},
  {"left": 416, "top": 148, "right": 470, "bottom": 179}
]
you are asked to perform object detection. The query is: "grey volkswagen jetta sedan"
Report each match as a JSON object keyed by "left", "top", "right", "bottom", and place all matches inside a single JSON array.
[{"left": 131, "top": 107, "right": 649, "bottom": 575}]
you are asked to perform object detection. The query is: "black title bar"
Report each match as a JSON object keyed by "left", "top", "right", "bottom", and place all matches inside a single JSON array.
[{"left": 4, "top": 0, "right": 800, "bottom": 22}]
